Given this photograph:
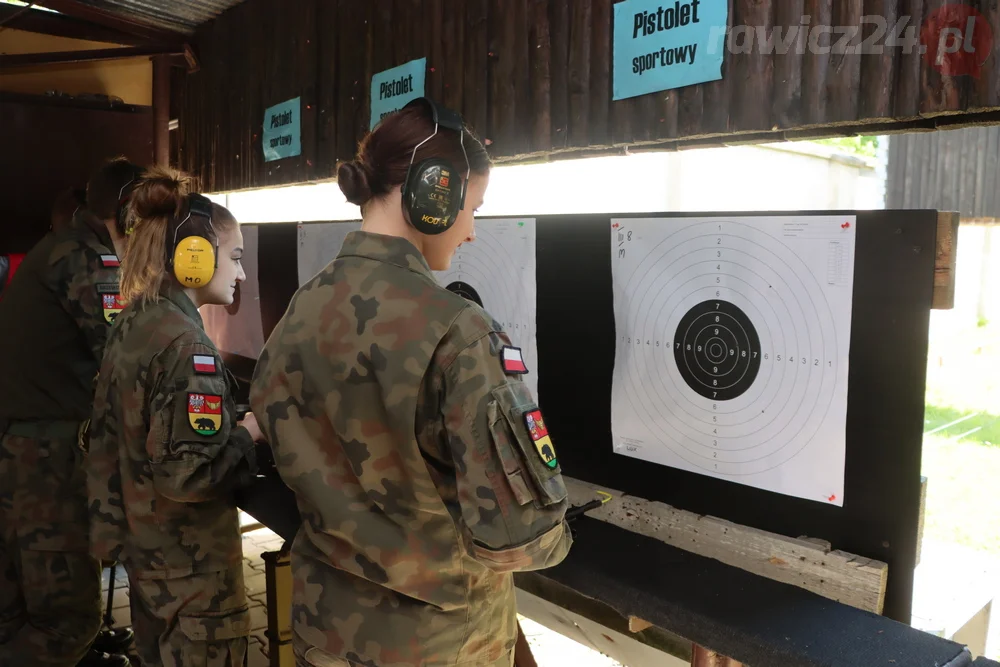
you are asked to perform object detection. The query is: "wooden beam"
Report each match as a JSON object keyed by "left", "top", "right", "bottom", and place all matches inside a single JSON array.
[
  {"left": 29, "top": 0, "right": 186, "bottom": 44},
  {"left": 933, "top": 211, "right": 960, "bottom": 310},
  {"left": 691, "top": 645, "right": 743, "bottom": 667},
  {"left": 153, "top": 55, "right": 171, "bottom": 167},
  {"left": 514, "top": 586, "right": 691, "bottom": 666},
  {"left": 0, "top": 4, "right": 147, "bottom": 45},
  {"left": 0, "top": 2, "right": 36, "bottom": 28},
  {"left": 181, "top": 44, "right": 200, "bottom": 74},
  {"left": 0, "top": 90, "right": 150, "bottom": 113},
  {"left": 565, "top": 477, "right": 888, "bottom": 614},
  {"left": 513, "top": 621, "right": 538, "bottom": 667},
  {"left": 0, "top": 45, "right": 184, "bottom": 69}
]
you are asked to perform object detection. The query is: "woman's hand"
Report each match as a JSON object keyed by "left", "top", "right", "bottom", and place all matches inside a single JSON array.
[{"left": 239, "top": 411, "right": 265, "bottom": 443}]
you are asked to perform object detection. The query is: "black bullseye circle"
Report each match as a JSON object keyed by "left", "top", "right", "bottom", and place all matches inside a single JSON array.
[
  {"left": 446, "top": 280, "right": 483, "bottom": 308},
  {"left": 674, "top": 299, "right": 761, "bottom": 401}
]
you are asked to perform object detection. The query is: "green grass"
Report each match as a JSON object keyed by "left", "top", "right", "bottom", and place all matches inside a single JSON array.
[
  {"left": 920, "top": 321, "right": 1000, "bottom": 560},
  {"left": 922, "top": 435, "right": 1000, "bottom": 556},
  {"left": 925, "top": 323, "right": 1000, "bottom": 414},
  {"left": 923, "top": 404, "right": 1000, "bottom": 447}
]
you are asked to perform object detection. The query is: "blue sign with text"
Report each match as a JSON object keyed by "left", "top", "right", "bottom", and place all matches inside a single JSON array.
[
  {"left": 370, "top": 57, "right": 426, "bottom": 130},
  {"left": 263, "top": 97, "right": 301, "bottom": 162},
  {"left": 613, "top": 0, "right": 728, "bottom": 101}
]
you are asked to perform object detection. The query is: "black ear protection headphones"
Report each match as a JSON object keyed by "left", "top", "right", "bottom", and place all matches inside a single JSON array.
[
  {"left": 116, "top": 178, "right": 135, "bottom": 234},
  {"left": 399, "top": 97, "right": 471, "bottom": 236},
  {"left": 167, "top": 193, "right": 218, "bottom": 288}
]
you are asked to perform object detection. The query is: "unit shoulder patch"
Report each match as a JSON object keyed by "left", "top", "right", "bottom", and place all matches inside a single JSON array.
[
  {"left": 188, "top": 393, "right": 223, "bottom": 436},
  {"left": 524, "top": 408, "right": 557, "bottom": 469},
  {"left": 100, "top": 291, "right": 126, "bottom": 323},
  {"left": 501, "top": 346, "right": 528, "bottom": 375}
]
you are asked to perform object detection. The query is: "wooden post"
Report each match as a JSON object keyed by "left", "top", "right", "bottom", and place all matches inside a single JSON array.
[
  {"left": 933, "top": 211, "right": 961, "bottom": 310},
  {"left": 691, "top": 645, "right": 743, "bottom": 667},
  {"left": 916, "top": 476, "right": 927, "bottom": 566},
  {"left": 263, "top": 547, "right": 294, "bottom": 667},
  {"left": 153, "top": 55, "right": 171, "bottom": 167},
  {"left": 513, "top": 620, "right": 538, "bottom": 667},
  {"left": 977, "top": 225, "right": 993, "bottom": 325}
]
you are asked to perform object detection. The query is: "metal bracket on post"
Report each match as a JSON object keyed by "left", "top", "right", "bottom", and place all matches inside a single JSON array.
[
  {"left": 691, "top": 645, "right": 743, "bottom": 667},
  {"left": 104, "top": 562, "right": 117, "bottom": 629},
  {"left": 263, "top": 543, "right": 294, "bottom": 667}
]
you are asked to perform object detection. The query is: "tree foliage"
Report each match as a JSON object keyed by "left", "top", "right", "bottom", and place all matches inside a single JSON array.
[{"left": 812, "top": 136, "right": 880, "bottom": 159}]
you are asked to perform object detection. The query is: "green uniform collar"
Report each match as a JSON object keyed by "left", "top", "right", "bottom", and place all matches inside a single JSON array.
[
  {"left": 69, "top": 208, "right": 115, "bottom": 251},
  {"left": 159, "top": 280, "right": 205, "bottom": 328},
  {"left": 338, "top": 230, "right": 435, "bottom": 281}
]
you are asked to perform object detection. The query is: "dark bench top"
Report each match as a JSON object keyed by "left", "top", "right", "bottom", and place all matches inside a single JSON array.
[
  {"left": 521, "top": 516, "right": 974, "bottom": 667},
  {"left": 236, "top": 465, "right": 979, "bottom": 667}
]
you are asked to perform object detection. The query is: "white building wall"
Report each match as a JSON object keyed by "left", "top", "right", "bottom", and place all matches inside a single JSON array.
[{"left": 211, "top": 140, "right": 882, "bottom": 223}]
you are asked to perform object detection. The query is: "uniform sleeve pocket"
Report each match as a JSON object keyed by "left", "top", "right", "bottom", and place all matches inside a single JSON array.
[
  {"left": 178, "top": 605, "right": 251, "bottom": 641},
  {"left": 487, "top": 382, "right": 567, "bottom": 508}
]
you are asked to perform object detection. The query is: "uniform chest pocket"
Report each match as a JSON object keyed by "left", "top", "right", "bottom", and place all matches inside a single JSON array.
[{"left": 486, "top": 381, "right": 567, "bottom": 508}]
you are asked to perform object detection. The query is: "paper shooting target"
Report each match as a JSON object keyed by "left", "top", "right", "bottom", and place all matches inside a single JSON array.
[
  {"left": 435, "top": 218, "right": 539, "bottom": 400},
  {"left": 445, "top": 280, "right": 484, "bottom": 308},
  {"left": 610, "top": 216, "right": 855, "bottom": 505}
]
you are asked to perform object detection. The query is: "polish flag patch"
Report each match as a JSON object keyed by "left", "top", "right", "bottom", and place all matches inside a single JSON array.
[
  {"left": 101, "top": 255, "right": 120, "bottom": 267},
  {"left": 501, "top": 346, "right": 528, "bottom": 375},
  {"left": 192, "top": 354, "right": 217, "bottom": 374}
]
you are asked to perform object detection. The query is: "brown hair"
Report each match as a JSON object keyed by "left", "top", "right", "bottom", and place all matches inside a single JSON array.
[
  {"left": 85, "top": 156, "right": 144, "bottom": 233},
  {"left": 337, "top": 100, "right": 491, "bottom": 209},
  {"left": 120, "top": 166, "right": 237, "bottom": 306}
]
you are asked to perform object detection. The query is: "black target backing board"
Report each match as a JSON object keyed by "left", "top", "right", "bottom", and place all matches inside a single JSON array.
[
  {"left": 241, "top": 209, "right": 936, "bottom": 624},
  {"left": 534, "top": 209, "right": 937, "bottom": 624}
]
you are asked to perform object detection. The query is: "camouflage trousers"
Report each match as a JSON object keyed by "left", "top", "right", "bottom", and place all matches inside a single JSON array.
[
  {"left": 0, "top": 425, "right": 103, "bottom": 666},
  {"left": 291, "top": 631, "right": 515, "bottom": 667},
  {"left": 126, "top": 563, "right": 251, "bottom": 667},
  {"left": 292, "top": 635, "right": 350, "bottom": 667}
]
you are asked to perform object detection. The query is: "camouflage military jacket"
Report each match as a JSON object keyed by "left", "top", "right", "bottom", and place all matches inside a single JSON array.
[
  {"left": 250, "top": 231, "right": 573, "bottom": 667},
  {"left": 86, "top": 281, "right": 260, "bottom": 578},
  {"left": 0, "top": 210, "right": 121, "bottom": 421}
]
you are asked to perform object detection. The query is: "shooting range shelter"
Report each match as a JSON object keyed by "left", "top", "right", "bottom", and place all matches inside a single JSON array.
[{"left": 4, "top": 1, "right": 1000, "bottom": 666}]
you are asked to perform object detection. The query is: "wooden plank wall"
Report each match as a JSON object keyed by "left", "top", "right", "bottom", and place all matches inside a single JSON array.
[
  {"left": 888, "top": 125, "right": 1000, "bottom": 218},
  {"left": 176, "top": 0, "right": 1000, "bottom": 193}
]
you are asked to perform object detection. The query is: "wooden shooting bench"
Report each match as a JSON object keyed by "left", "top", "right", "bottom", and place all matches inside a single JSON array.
[{"left": 510, "top": 477, "right": 977, "bottom": 667}]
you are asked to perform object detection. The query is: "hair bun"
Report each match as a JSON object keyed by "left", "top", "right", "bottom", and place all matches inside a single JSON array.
[
  {"left": 338, "top": 161, "right": 373, "bottom": 206},
  {"left": 131, "top": 167, "right": 191, "bottom": 221}
]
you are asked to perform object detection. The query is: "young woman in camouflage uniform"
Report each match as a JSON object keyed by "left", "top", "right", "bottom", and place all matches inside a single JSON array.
[
  {"left": 251, "top": 98, "right": 574, "bottom": 667},
  {"left": 85, "top": 168, "right": 270, "bottom": 667},
  {"left": 0, "top": 158, "right": 141, "bottom": 667}
]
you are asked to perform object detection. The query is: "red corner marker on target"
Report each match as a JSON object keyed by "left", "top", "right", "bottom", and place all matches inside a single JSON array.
[{"left": 921, "top": 4, "right": 993, "bottom": 78}]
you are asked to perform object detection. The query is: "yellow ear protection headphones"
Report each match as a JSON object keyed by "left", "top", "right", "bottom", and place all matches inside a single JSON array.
[
  {"left": 399, "top": 97, "right": 471, "bottom": 235},
  {"left": 167, "top": 193, "right": 218, "bottom": 287}
]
